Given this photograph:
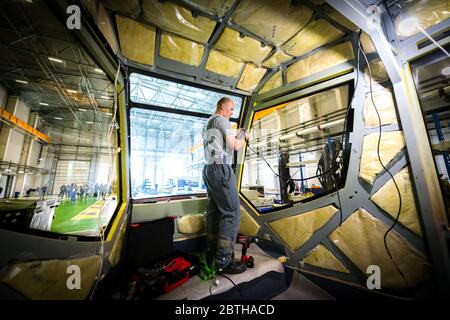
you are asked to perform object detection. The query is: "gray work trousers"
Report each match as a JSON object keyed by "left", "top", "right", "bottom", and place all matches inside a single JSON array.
[{"left": 202, "top": 164, "right": 241, "bottom": 268}]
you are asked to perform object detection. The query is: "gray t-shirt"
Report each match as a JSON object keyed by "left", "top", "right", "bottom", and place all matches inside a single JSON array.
[{"left": 203, "top": 115, "right": 233, "bottom": 165}]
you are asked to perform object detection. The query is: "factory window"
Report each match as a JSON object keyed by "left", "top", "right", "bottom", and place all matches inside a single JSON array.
[
  {"left": 241, "top": 84, "right": 351, "bottom": 213},
  {"left": 129, "top": 73, "right": 243, "bottom": 199}
]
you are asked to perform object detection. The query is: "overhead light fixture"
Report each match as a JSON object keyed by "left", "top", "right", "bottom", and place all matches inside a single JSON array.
[
  {"left": 78, "top": 108, "right": 87, "bottom": 112},
  {"left": 39, "top": 102, "right": 49, "bottom": 106},
  {"left": 39, "top": 158, "right": 44, "bottom": 161},
  {"left": 48, "top": 57, "right": 64, "bottom": 63},
  {"left": 66, "top": 89, "right": 77, "bottom": 93},
  {"left": 442, "top": 67, "right": 450, "bottom": 76},
  {"left": 100, "top": 95, "right": 110, "bottom": 99},
  {"left": 397, "top": 16, "right": 419, "bottom": 37},
  {"left": 18, "top": 170, "right": 24, "bottom": 174},
  {"left": 15, "top": 79, "right": 28, "bottom": 84},
  {"left": 5, "top": 169, "right": 11, "bottom": 172},
  {"left": 86, "top": 121, "right": 94, "bottom": 124},
  {"left": 95, "top": 68, "right": 105, "bottom": 73},
  {"left": 54, "top": 117, "right": 62, "bottom": 120},
  {"left": 105, "top": 112, "right": 112, "bottom": 116}
]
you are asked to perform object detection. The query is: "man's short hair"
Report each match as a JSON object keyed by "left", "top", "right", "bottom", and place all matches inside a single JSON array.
[{"left": 216, "top": 97, "right": 233, "bottom": 113}]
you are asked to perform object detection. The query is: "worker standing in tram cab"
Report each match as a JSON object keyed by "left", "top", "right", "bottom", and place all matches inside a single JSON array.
[{"left": 202, "top": 97, "right": 249, "bottom": 274}]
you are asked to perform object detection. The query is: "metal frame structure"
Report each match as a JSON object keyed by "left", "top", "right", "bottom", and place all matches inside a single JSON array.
[{"left": 232, "top": 0, "right": 450, "bottom": 298}]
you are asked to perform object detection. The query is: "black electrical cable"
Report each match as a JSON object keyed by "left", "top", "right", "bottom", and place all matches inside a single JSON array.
[
  {"left": 360, "top": 42, "right": 409, "bottom": 289},
  {"left": 218, "top": 274, "right": 244, "bottom": 300}
]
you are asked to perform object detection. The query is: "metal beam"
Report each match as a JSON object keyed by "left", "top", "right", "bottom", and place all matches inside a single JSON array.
[{"left": 327, "top": 0, "right": 450, "bottom": 299}]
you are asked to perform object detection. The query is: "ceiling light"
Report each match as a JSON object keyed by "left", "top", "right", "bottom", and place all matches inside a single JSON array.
[
  {"left": 39, "top": 102, "right": 49, "bottom": 106},
  {"left": 100, "top": 95, "right": 110, "bottom": 99},
  {"left": 5, "top": 169, "right": 11, "bottom": 172},
  {"left": 54, "top": 117, "right": 62, "bottom": 120},
  {"left": 105, "top": 112, "right": 112, "bottom": 116},
  {"left": 442, "top": 67, "right": 450, "bottom": 76},
  {"left": 66, "top": 89, "right": 77, "bottom": 93},
  {"left": 78, "top": 108, "right": 87, "bottom": 112},
  {"left": 95, "top": 68, "right": 104, "bottom": 73},
  {"left": 15, "top": 79, "right": 28, "bottom": 84},
  {"left": 86, "top": 121, "right": 94, "bottom": 124},
  {"left": 18, "top": 171, "right": 24, "bottom": 174},
  {"left": 48, "top": 57, "right": 64, "bottom": 63},
  {"left": 396, "top": 16, "right": 419, "bottom": 37},
  {"left": 39, "top": 158, "right": 44, "bottom": 161}
]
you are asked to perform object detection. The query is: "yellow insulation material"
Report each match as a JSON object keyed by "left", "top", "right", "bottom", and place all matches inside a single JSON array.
[
  {"left": 142, "top": 0, "right": 216, "bottom": 44},
  {"left": 160, "top": 33, "right": 205, "bottom": 66},
  {"left": 286, "top": 41, "right": 354, "bottom": 83},
  {"left": 97, "top": 3, "right": 119, "bottom": 54},
  {"left": 268, "top": 205, "right": 337, "bottom": 251},
  {"left": 116, "top": 15, "right": 156, "bottom": 65},
  {"left": 371, "top": 167, "right": 422, "bottom": 237},
  {"left": 178, "top": 214, "right": 205, "bottom": 234},
  {"left": 329, "top": 208, "right": 429, "bottom": 288},
  {"left": 361, "top": 32, "right": 376, "bottom": 54},
  {"left": 103, "top": 0, "right": 141, "bottom": 18},
  {"left": 0, "top": 256, "right": 100, "bottom": 299},
  {"left": 232, "top": 0, "right": 313, "bottom": 46},
  {"left": 205, "top": 50, "right": 244, "bottom": 78},
  {"left": 262, "top": 50, "right": 293, "bottom": 69},
  {"left": 365, "top": 59, "right": 389, "bottom": 84},
  {"left": 259, "top": 71, "right": 282, "bottom": 94},
  {"left": 323, "top": 4, "right": 359, "bottom": 32},
  {"left": 360, "top": 131, "right": 405, "bottom": 184},
  {"left": 184, "top": 0, "right": 235, "bottom": 17},
  {"left": 395, "top": 0, "right": 450, "bottom": 37},
  {"left": 239, "top": 206, "right": 260, "bottom": 236},
  {"left": 304, "top": 244, "right": 350, "bottom": 273},
  {"left": 237, "top": 64, "right": 267, "bottom": 92},
  {"left": 282, "top": 19, "right": 345, "bottom": 57},
  {"left": 215, "top": 28, "right": 272, "bottom": 65},
  {"left": 363, "top": 89, "right": 398, "bottom": 128}
]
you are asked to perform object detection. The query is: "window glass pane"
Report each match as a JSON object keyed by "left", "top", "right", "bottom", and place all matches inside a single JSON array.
[
  {"left": 241, "top": 85, "right": 349, "bottom": 213},
  {"left": 130, "top": 108, "right": 216, "bottom": 199},
  {"left": 0, "top": 96, "right": 118, "bottom": 237},
  {"left": 129, "top": 73, "right": 243, "bottom": 117}
]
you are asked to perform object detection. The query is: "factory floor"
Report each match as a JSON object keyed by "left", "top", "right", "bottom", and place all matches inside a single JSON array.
[{"left": 51, "top": 196, "right": 115, "bottom": 235}]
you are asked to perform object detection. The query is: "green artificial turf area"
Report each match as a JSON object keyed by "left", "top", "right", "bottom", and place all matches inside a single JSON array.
[{"left": 51, "top": 198, "right": 99, "bottom": 234}]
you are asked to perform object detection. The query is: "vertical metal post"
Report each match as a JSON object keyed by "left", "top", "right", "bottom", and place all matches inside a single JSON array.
[{"left": 432, "top": 113, "right": 450, "bottom": 177}]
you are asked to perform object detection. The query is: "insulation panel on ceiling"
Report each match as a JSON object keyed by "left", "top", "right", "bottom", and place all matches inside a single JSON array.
[
  {"left": 262, "top": 50, "right": 293, "bottom": 69},
  {"left": 214, "top": 28, "right": 272, "bottom": 65},
  {"left": 329, "top": 208, "right": 429, "bottom": 288},
  {"left": 259, "top": 70, "right": 283, "bottom": 94},
  {"left": 286, "top": 41, "right": 354, "bottom": 84},
  {"left": 236, "top": 64, "right": 267, "bottom": 92},
  {"left": 183, "top": 0, "right": 235, "bottom": 17},
  {"left": 116, "top": 15, "right": 156, "bottom": 65},
  {"left": 323, "top": 4, "right": 359, "bottom": 32},
  {"left": 394, "top": 0, "right": 450, "bottom": 37},
  {"left": 205, "top": 50, "right": 244, "bottom": 78},
  {"left": 142, "top": 0, "right": 216, "bottom": 44},
  {"left": 231, "top": 0, "right": 314, "bottom": 46},
  {"left": 282, "top": 19, "right": 345, "bottom": 57},
  {"left": 160, "top": 33, "right": 205, "bottom": 66},
  {"left": 103, "top": 0, "right": 141, "bottom": 18}
]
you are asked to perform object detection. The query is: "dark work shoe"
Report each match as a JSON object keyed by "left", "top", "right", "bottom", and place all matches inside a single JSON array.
[{"left": 217, "top": 261, "right": 247, "bottom": 275}]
